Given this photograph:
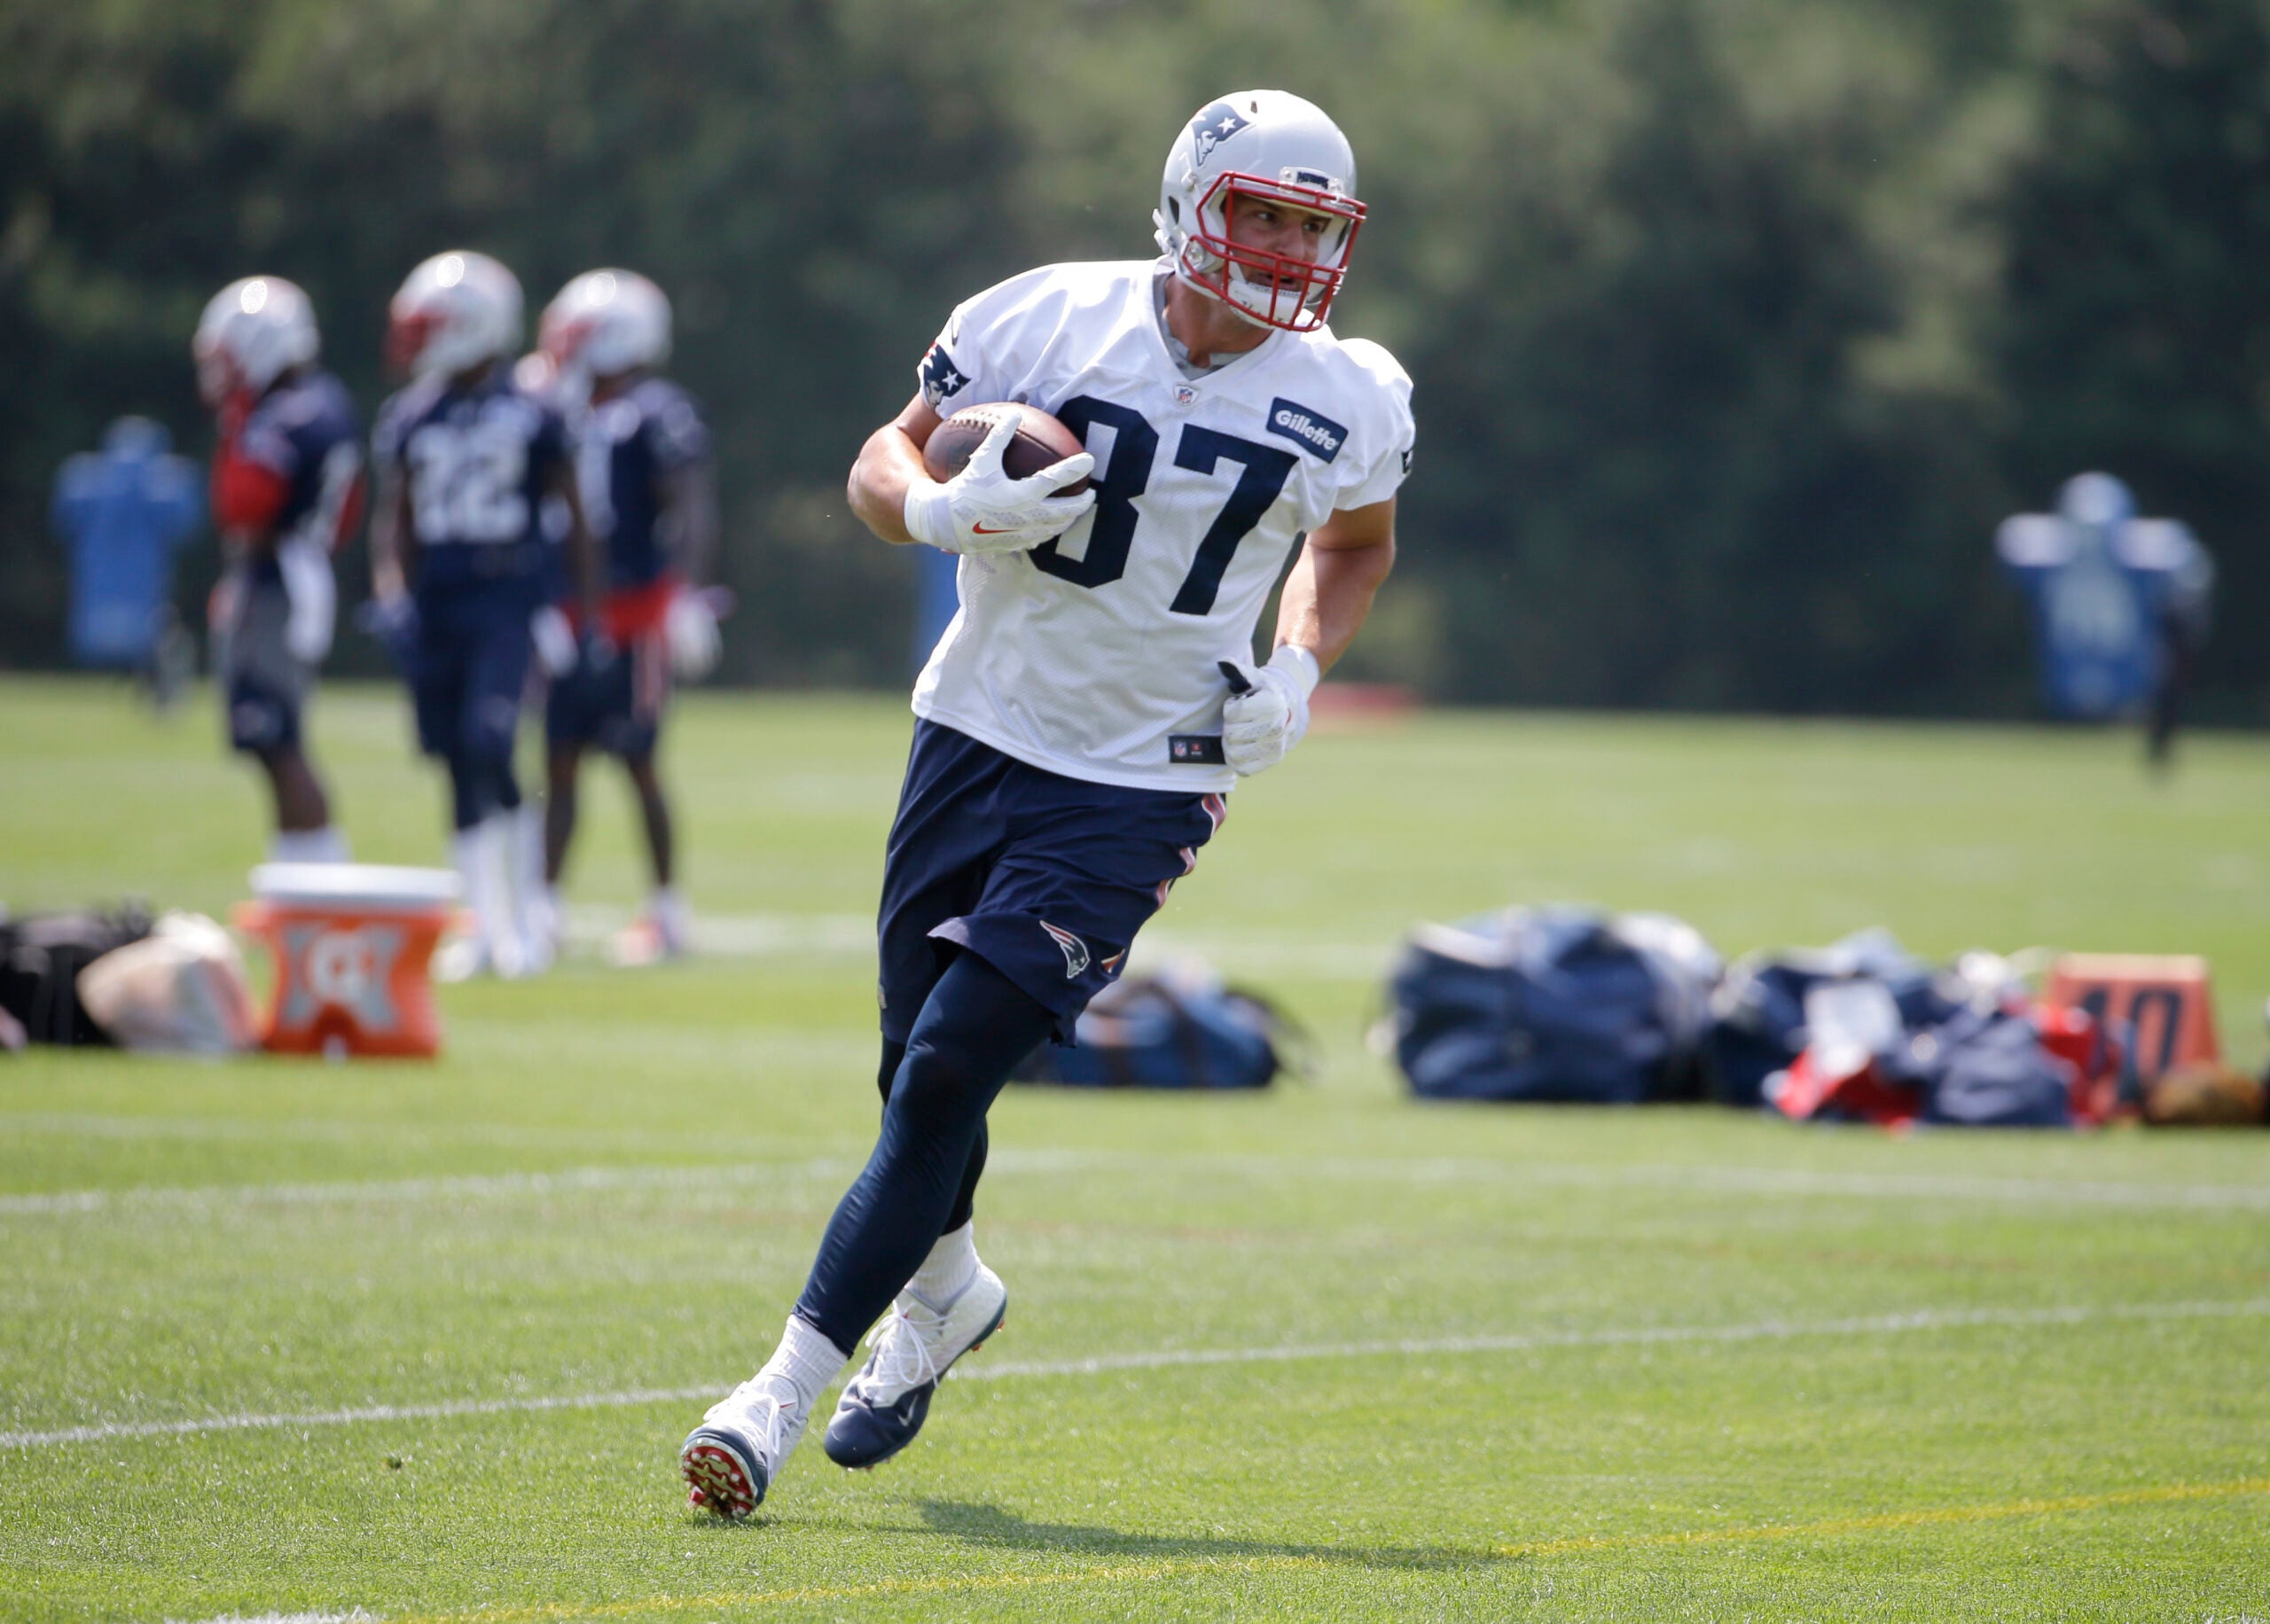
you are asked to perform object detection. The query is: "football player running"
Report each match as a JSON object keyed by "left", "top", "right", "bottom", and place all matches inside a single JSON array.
[
  {"left": 529, "top": 270, "right": 722, "bottom": 966},
  {"left": 193, "top": 277, "right": 364, "bottom": 863},
  {"left": 369, "top": 251, "right": 601, "bottom": 980},
  {"left": 681, "top": 90, "right": 1412, "bottom": 1516}
]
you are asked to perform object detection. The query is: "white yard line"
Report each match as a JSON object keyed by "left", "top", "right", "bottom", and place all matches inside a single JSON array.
[
  {"left": 166, "top": 1612, "right": 379, "bottom": 1624},
  {"left": 959, "top": 1298, "right": 2270, "bottom": 1379},
  {"left": 0, "top": 1113, "right": 843, "bottom": 1152},
  {"left": 1118, "top": 1152, "right": 2270, "bottom": 1214},
  {"left": 0, "top": 1159, "right": 863, "bottom": 1216},
  {"left": 6, "top": 1147, "right": 2267, "bottom": 1217},
  {"left": 560, "top": 906, "right": 1394, "bottom": 975},
  {"left": 8, "top": 1298, "right": 2261, "bottom": 1451}
]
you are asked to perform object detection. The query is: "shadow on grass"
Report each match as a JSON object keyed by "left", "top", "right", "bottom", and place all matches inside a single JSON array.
[{"left": 914, "top": 1497, "right": 1502, "bottom": 1573}]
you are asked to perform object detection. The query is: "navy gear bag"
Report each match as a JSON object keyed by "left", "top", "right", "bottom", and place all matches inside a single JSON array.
[
  {"left": 1014, "top": 972, "right": 1293, "bottom": 1090},
  {"left": 1388, "top": 907, "right": 1718, "bottom": 1104}
]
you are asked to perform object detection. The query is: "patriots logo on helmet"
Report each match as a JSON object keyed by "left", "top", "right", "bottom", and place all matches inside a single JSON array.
[
  {"left": 918, "top": 343, "right": 970, "bottom": 410},
  {"left": 1190, "top": 102, "right": 1251, "bottom": 168},
  {"left": 1038, "top": 921, "right": 1090, "bottom": 980}
]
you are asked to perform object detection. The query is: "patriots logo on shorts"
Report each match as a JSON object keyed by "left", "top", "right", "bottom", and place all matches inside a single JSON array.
[
  {"left": 918, "top": 344, "right": 970, "bottom": 410},
  {"left": 1190, "top": 102, "right": 1251, "bottom": 168},
  {"left": 1038, "top": 920, "right": 1090, "bottom": 980}
]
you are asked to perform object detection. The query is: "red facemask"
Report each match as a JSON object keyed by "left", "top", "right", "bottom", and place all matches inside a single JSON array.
[
  {"left": 385, "top": 309, "right": 444, "bottom": 379},
  {"left": 1178, "top": 172, "right": 1367, "bottom": 333}
]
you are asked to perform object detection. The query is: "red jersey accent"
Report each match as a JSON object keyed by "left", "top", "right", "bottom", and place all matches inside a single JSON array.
[
  {"left": 211, "top": 449, "right": 291, "bottom": 533},
  {"left": 568, "top": 574, "right": 679, "bottom": 642}
]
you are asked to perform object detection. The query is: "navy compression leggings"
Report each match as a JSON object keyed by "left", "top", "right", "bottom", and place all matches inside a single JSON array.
[{"left": 794, "top": 952, "right": 1053, "bottom": 1354}]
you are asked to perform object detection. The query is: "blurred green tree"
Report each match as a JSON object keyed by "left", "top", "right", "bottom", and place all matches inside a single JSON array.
[
  {"left": 0, "top": 0, "right": 2259, "bottom": 721},
  {"left": 1994, "top": 0, "right": 2270, "bottom": 719}
]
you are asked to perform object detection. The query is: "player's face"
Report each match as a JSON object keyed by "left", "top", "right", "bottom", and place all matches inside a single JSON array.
[{"left": 1225, "top": 193, "right": 1337, "bottom": 271}]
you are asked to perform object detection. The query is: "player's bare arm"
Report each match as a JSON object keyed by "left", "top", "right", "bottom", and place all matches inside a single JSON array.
[
  {"left": 370, "top": 462, "right": 414, "bottom": 600},
  {"left": 1275, "top": 496, "right": 1396, "bottom": 672},
  {"left": 846, "top": 394, "right": 942, "bottom": 545},
  {"left": 658, "top": 457, "right": 720, "bottom": 582},
  {"left": 547, "top": 458, "right": 604, "bottom": 627}
]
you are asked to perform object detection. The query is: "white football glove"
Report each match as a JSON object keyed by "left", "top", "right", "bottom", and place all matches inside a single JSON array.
[
  {"left": 665, "top": 590, "right": 722, "bottom": 680},
  {"left": 529, "top": 605, "right": 577, "bottom": 678},
  {"left": 1220, "top": 644, "right": 1322, "bottom": 777},
  {"left": 277, "top": 536, "right": 337, "bottom": 665},
  {"left": 904, "top": 409, "right": 1096, "bottom": 556}
]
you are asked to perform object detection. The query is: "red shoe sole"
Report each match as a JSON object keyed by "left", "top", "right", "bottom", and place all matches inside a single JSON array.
[{"left": 682, "top": 1441, "right": 759, "bottom": 1518}]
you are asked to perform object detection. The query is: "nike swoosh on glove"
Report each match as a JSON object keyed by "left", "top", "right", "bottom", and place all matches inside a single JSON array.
[
  {"left": 1220, "top": 644, "right": 1321, "bottom": 777},
  {"left": 903, "top": 409, "right": 1096, "bottom": 556}
]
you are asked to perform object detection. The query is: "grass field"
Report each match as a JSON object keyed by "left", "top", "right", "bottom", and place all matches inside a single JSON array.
[{"left": 3, "top": 675, "right": 2267, "bottom": 1622}]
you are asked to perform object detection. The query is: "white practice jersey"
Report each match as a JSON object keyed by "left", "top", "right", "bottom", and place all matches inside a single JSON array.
[{"left": 910, "top": 257, "right": 1415, "bottom": 793}]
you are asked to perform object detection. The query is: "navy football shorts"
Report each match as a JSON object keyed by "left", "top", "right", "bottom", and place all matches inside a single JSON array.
[
  {"left": 876, "top": 720, "right": 1227, "bottom": 1044},
  {"left": 545, "top": 626, "right": 668, "bottom": 760},
  {"left": 215, "top": 569, "right": 308, "bottom": 755},
  {"left": 409, "top": 589, "right": 536, "bottom": 769}
]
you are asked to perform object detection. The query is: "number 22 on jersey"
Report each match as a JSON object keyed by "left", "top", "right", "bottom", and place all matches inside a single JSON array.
[{"left": 406, "top": 414, "right": 530, "bottom": 545}]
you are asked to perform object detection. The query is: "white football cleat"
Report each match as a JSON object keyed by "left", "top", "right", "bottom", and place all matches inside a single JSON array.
[
  {"left": 679, "top": 1376, "right": 810, "bottom": 1519},
  {"left": 822, "top": 1264, "right": 1006, "bottom": 1469}
]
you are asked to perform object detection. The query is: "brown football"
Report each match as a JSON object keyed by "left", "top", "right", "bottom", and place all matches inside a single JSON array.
[{"left": 921, "top": 402, "right": 1092, "bottom": 494}]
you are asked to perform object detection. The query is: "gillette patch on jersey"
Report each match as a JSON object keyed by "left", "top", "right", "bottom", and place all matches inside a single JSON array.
[
  {"left": 1169, "top": 734, "right": 1227, "bottom": 766},
  {"left": 1266, "top": 398, "right": 1348, "bottom": 464}
]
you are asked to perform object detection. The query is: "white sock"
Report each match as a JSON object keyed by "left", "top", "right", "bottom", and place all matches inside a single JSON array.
[
  {"left": 270, "top": 826, "right": 350, "bottom": 863},
  {"left": 453, "top": 817, "right": 518, "bottom": 973},
  {"left": 756, "top": 1315, "right": 851, "bottom": 1412},
  {"left": 650, "top": 884, "right": 688, "bottom": 941},
  {"left": 907, "top": 1222, "right": 980, "bottom": 1310},
  {"left": 511, "top": 803, "right": 550, "bottom": 956}
]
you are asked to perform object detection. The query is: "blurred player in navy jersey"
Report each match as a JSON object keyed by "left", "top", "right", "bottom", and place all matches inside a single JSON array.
[
  {"left": 528, "top": 270, "right": 722, "bottom": 965},
  {"left": 681, "top": 90, "right": 1411, "bottom": 1517},
  {"left": 193, "top": 277, "right": 364, "bottom": 862},
  {"left": 369, "top": 251, "right": 600, "bottom": 980}
]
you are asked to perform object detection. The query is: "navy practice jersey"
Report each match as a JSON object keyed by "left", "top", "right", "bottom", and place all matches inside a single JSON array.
[
  {"left": 373, "top": 371, "right": 570, "bottom": 602},
  {"left": 225, "top": 370, "right": 364, "bottom": 583},
  {"left": 575, "top": 377, "right": 710, "bottom": 589}
]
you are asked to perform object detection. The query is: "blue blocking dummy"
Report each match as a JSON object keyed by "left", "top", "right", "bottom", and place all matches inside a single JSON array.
[
  {"left": 51, "top": 418, "right": 202, "bottom": 668},
  {"left": 1996, "top": 472, "right": 2212, "bottom": 718}
]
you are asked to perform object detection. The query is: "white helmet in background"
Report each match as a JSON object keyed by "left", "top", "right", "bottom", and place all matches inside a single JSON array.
[
  {"left": 2058, "top": 472, "right": 2136, "bottom": 531},
  {"left": 539, "top": 269, "right": 673, "bottom": 386},
  {"left": 387, "top": 250, "right": 523, "bottom": 381},
  {"left": 1154, "top": 90, "right": 1367, "bottom": 333},
  {"left": 192, "top": 277, "right": 319, "bottom": 407}
]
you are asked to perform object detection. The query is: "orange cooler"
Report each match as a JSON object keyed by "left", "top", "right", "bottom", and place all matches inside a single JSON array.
[{"left": 235, "top": 864, "right": 459, "bottom": 1058}]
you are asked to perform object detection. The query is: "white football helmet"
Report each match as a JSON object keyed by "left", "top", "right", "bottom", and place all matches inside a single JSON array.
[
  {"left": 387, "top": 250, "right": 523, "bottom": 381},
  {"left": 1154, "top": 90, "right": 1367, "bottom": 333},
  {"left": 540, "top": 269, "right": 672, "bottom": 386},
  {"left": 192, "top": 277, "right": 319, "bottom": 407}
]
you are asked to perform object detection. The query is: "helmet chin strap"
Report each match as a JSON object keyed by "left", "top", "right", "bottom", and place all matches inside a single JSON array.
[
  {"left": 1168, "top": 238, "right": 1279, "bottom": 331},
  {"left": 1183, "top": 268, "right": 1274, "bottom": 331}
]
